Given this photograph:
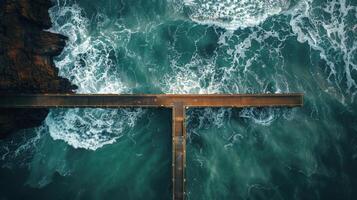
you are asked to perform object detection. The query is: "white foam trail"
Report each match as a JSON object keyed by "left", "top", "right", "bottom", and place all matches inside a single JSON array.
[
  {"left": 288, "top": 0, "right": 357, "bottom": 102},
  {"left": 49, "top": 4, "right": 128, "bottom": 93},
  {"left": 161, "top": 53, "right": 222, "bottom": 94},
  {"left": 0, "top": 126, "right": 46, "bottom": 167},
  {"left": 46, "top": 108, "right": 143, "bottom": 150},
  {"left": 239, "top": 107, "right": 294, "bottom": 126},
  {"left": 47, "top": 2, "right": 143, "bottom": 150},
  {"left": 160, "top": 21, "right": 291, "bottom": 127},
  {"left": 182, "top": 0, "right": 290, "bottom": 30},
  {"left": 175, "top": 0, "right": 356, "bottom": 103},
  {"left": 168, "top": 0, "right": 356, "bottom": 127}
]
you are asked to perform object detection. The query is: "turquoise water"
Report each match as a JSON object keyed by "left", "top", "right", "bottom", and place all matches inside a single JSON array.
[{"left": 1, "top": 0, "right": 357, "bottom": 199}]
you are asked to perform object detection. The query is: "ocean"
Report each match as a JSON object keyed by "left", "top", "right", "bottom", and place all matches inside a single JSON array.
[{"left": 1, "top": 0, "right": 357, "bottom": 199}]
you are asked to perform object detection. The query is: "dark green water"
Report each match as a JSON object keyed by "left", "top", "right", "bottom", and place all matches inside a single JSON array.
[{"left": 1, "top": 0, "right": 357, "bottom": 199}]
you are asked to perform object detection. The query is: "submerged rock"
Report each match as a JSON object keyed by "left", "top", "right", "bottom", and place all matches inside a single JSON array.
[{"left": 0, "top": 0, "right": 77, "bottom": 138}]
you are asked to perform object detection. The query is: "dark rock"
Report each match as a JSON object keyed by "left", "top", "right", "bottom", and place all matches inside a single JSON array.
[
  {"left": 0, "top": 108, "right": 49, "bottom": 139},
  {"left": 0, "top": 0, "right": 77, "bottom": 138}
]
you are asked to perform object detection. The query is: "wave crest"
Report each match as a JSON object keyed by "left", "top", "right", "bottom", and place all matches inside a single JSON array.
[
  {"left": 182, "top": 0, "right": 290, "bottom": 30},
  {"left": 48, "top": 3, "right": 143, "bottom": 150}
]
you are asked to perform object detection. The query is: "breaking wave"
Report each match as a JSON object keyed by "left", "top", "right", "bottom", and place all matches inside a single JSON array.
[
  {"left": 182, "top": 0, "right": 291, "bottom": 30},
  {"left": 48, "top": 2, "right": 143, "bottom": 150},
  {"left": 46, "top": 108, "right": 142, "bottom": 150}
]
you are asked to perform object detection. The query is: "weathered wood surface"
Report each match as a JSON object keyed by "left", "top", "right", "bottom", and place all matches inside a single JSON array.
[{"left": 0, "top": 93, "right": 303, "bottom": 108}]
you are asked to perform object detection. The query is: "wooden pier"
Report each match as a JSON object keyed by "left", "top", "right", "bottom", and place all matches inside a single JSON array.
[{"left": 0, "top": 93, "right": 303, "bottom": 200}]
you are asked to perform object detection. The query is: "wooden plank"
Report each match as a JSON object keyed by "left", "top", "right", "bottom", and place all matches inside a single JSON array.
[
  {"left": 172, "top": 102, "right": 186, "bottom": 200},
  {"left": 0, "top": 94, "right": 303, "bottom": 108}
]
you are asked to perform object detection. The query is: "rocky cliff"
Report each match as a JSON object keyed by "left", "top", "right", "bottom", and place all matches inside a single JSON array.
[{"left": 0, "top": 0, "right": 77, "bottom": 138}]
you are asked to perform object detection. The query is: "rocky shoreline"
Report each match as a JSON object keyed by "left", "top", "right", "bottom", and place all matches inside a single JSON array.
[{"left": 0, "top": 0, "right": 77, "bottom": 137}]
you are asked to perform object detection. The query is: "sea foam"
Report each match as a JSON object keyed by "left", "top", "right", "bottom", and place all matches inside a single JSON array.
[
  {"left": 48, "top": 3, "right": 143, "bottom": 150},
  {"left": 288, "top": 0, "right": 357, "bottom": 102},
  {"left": 182, "top": 0, "right": 290, "bottom": 30}
]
